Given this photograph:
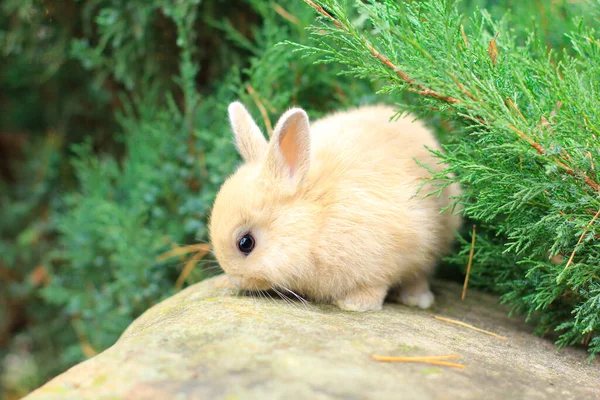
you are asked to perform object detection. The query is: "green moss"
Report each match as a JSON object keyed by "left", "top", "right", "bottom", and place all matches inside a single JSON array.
[{"left": 420, "top": 368, "right": 443, "bottom": 375}]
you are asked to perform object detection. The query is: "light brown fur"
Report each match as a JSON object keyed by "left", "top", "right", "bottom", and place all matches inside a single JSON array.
[{"left": 209, "top": 102, "right": 462, "bottom": 311}]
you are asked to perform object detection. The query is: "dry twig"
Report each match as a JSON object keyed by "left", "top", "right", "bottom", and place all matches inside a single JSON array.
[
  {"left": 432, "top": 315, "right": 508, "bottom": 340},
  {"left": 175, "top": 249, "right": 209, "bottom": 290},
  {"left": 246, "top": 84, "right": 273, "bottom": 136},
  {"left": 564, "top": 207, "right": 600, "bottom": 270},
  {"left": 272, "top": 3, "right": 301, "bottom": 25},
  {"left": 157, "top": 243, "right": 211, "bottom": 263},
  {"left": 71, "top": 319, "right": 97, "bottom": 358},
  {"left": 488, "top": 33, "right": 499, "bottom": 66},
  {"left": 506, "top": 97, "right": 526, "bottom": 122},
  {"left": 460, "top": 24, "right": 468, "bottom": 48},
  {"left": 371, "top": 354, "right": 466, "bottom": 369},
  {"left": 462, "top": 225, "right": 476, "bottom": 300},
  {"left": 157, "top": 243, "right": 211, "bottom": 289}
]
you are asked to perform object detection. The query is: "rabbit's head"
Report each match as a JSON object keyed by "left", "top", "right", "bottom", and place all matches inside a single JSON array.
[{"left": 209, "top": 102, "right": 318, "bottom": 292}]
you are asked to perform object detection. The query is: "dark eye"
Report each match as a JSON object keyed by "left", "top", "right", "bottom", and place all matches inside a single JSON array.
[{"left": 237, "top": 233, "right": 255, "bottom": 255}]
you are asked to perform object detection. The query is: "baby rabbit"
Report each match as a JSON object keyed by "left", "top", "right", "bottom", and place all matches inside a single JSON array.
[{"left": 209, "top": 102, "right": 461, "bottom": 311}]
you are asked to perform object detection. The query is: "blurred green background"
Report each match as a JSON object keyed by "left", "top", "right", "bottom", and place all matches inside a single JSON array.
[
  {"left": 0, "top": 1, "right": 378, "bottom": 397},
  {"left": 0, "top": 0, "right": 590, "bottom": 398}
]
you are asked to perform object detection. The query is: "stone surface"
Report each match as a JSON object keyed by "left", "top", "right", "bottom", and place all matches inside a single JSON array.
[{"left": 24, "top": 276, "right": 600, "bottom": 400}]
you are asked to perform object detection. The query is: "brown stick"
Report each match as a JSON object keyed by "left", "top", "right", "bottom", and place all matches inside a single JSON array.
[
  {"left": 506, "top": 97, "right": 526, "bottom": 122},
  {"left": 175, "top": 248, "right": 210, "bottom": 290},
  {"left": 373, "top": 354, "right": 460, "bottom": 360},
  {"left": 303, "top": 0, "right": 342, "bottom": 28},
  {"left": 508, "top": 124, "right": 545, "bottom": 154},
  {"left": 272, "top": 3, "right": 301, "bottom": 26},
  {"left": 246, "top": 85, "right": 273, "bottom": 136},
  {"left": 432, "top": 315, "right": 508, "bottom": 339},
  {"left": 371, "top": 354, "right": 466, "bottom": 369},
  {"left": 564, "top": 207, "right": 600, "bottom": 270},
  {"left": 157, "top": 243, "right": 211, "bottom": 263},
  {"left": 460, "top": 24, "right": 469, "bottom": 48},
  {"left": 462, "top": 225, "right": 477, "bottom": 300},
  {"left": 71, "top": 318, "right": 98, "bottom": 358}
]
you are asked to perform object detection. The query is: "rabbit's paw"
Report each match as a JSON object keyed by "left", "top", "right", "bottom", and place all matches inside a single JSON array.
[
  {"left": 335, "top": 286, "right": 387, "bottom": 312},
  {"left": 399, "top": 289, "right": 434, "bottom": 309},
  {"left": 396, "top": 276, "right": 435, "bottom": 309}
]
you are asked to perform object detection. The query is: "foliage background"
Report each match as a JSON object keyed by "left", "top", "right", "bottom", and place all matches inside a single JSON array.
[{"left": 0, "top": 0, "right": 597, "bottom": 398}]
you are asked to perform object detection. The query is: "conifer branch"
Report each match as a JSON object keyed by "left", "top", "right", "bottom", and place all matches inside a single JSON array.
[
  {"left": 303, "top": 0, "right": 460, "bottom": 104},
  {"left": 305, "top": 0, "right": 600, "bottom": 195},
  {"left": 508, "top": 124, "right": 600, "bottom": 192},
  {"left": 298, "top": 0, "right": 600, "bottom": 356}
]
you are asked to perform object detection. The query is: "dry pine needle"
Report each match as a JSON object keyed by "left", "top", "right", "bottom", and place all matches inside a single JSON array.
[
  {"left": 432, "top": 315, "right": 508, "bottom": 340},
  {"left": 371, "top": 354, "right": 466, "bottom": 369}
]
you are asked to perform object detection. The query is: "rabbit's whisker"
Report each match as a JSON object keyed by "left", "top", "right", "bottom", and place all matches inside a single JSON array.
[
  {"left": 272, "top": 287, "right": 297, "bottom": 309},
  {"left": 279, "top": 285, "right": 310, "bottom": 310}
]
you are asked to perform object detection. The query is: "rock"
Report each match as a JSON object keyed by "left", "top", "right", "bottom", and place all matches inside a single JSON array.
[{"left": 24, "top": 276, "right": 600, "bottom": 400}]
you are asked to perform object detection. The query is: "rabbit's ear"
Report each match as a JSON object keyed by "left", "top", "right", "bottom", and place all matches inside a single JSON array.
[
  {"left": 228, "top": 102, "right": 268, "bottom": 162},
  {"left": 264, "top": 107, "right": 311, "bottom": 184}
]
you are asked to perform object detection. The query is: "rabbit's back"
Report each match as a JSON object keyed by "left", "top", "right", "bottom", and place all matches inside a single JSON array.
[
  {"left": 310, "top": 105, "right": 442, "bottom": 180},
  {"left": 297, "top": 105, "right": 460, "bottom": 297}
]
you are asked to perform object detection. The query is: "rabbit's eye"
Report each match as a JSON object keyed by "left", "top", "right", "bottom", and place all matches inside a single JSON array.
[{"left": 237, "top": 233, "right": 255, "bottom": 255}]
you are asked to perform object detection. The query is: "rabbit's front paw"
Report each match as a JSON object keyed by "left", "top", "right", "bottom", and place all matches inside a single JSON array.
[{"left": 335, "top": 285, "right": 388, "bottom": 312}]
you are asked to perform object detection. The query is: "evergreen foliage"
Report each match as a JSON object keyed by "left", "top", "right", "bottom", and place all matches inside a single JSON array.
[
  {"left": 1, "top": 0, "right": 598, "bottom": 397},
  {"left": 47, "top": 0, "right": 371, "bottom": 366},
  {"left": 1, "top": 0, "right": 371, "bottom": 395},
  {"left": 297, "top": 0, "right": 600, "bottom": 358}
]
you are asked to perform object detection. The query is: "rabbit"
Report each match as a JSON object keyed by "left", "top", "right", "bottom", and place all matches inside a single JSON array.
[{"left": 209, "top": 101, "right": 462, "bottom": 312}]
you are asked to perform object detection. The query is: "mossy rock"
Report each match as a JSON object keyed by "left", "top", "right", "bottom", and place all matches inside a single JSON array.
[{"left": 24, "top": 276, "right": 600, "bottom": 399}]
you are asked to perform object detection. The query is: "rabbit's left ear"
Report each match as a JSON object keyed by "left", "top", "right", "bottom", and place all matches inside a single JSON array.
[
  {"left": 228, "top": 101, "right": 268, "bottom": 163},
  {"left": 264, "top": 107, "right": 311, "bottom": 184}
]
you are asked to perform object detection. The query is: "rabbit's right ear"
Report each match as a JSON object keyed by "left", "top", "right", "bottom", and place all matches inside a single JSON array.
[{"left": 228, "top": 102, "right": 268, "bottom": 162}]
